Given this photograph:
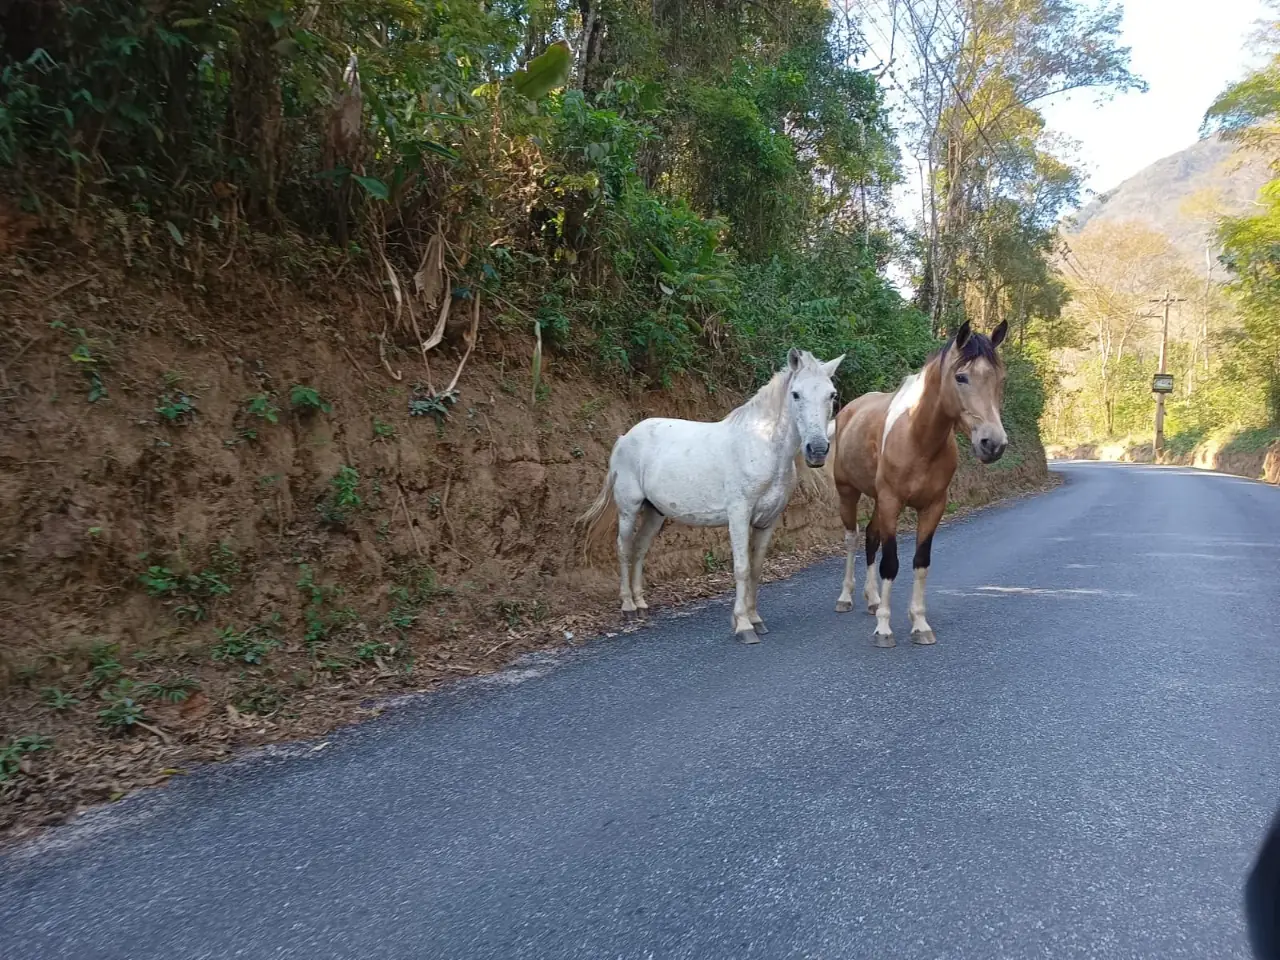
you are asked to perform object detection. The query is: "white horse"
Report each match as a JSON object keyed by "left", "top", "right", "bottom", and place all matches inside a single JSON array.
[{"left": 580, "top": 349, "right": 844, "bottom": 643}]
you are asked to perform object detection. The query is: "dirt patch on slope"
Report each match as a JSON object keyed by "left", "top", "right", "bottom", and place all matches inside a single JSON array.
[{"left": 1, "top": 237, "right": 1050, "bottom": 841}]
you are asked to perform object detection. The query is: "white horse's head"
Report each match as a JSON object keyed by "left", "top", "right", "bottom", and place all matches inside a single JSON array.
[{"left": 787, "top": 348, "right": 845, "bottom": 467}]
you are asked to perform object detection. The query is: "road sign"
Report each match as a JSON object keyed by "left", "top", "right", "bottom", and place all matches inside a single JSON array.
[{"left": 1152, "top": 373, "right": 1174, "bottom": 394}]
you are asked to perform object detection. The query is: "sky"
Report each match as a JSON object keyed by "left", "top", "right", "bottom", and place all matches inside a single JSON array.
[
  {"left": 1041, "top": 0, "right": 1272, "bottom": 201},
  {"left": 859, "top": 0, "right": 1272, "bottom": 228},
  {"left": 859, "top": 0, "right": 1272, "bottom": 291}
]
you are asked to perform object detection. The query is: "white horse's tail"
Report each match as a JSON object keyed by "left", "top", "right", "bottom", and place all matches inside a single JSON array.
[
  {"left": 578, "top": 464, "right": 616, "bottom": 531},
  {"left": 577, "top": 451, "right": 619, "bottom": 559}
]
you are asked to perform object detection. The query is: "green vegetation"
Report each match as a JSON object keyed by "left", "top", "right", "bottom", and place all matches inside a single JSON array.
[
  {"left": 0, "top": 0, "right": 1116, "bottom": 421},
  {"left": 319, "top": 466, "right": 363, "bottom": 529},
  {"left": 212, "top": 620, "right": 282, "bottom": 666},
  {"left": 0, "top": 735, "right": 52, "bottom": 782},
  {"left": 97, "top": 679, "right": 150, "bottom": 732},
  {"left": 289, "top": 385, "right": 332, "bottom": 415},
  {"left": 137, "top": 543, "right": 239, "bottom": 621}
]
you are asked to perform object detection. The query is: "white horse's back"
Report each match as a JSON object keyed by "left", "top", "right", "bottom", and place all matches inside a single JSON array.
[{"left": 612, "top": 417, "right": 741, "bottom": 526}]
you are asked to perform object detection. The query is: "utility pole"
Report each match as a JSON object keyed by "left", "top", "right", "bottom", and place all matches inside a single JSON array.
[{"left": 1150, "top": 291, "right": 1188, "bottom": 455}]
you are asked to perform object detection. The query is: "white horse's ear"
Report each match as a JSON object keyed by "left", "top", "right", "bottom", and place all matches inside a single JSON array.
[
  {"left": 822, "top": 354, "right": 845, "bottom": 378},
  {"left": 991, "top": 319, "right": 1009, "bottom": 347},
  {"left": 788, "top": 348, "right": 803, "bottom": 371}
]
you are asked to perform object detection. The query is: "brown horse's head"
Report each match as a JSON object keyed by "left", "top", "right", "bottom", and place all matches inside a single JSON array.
[{"left": 941, "top": 319, "right": 1009, "bottom": 464}]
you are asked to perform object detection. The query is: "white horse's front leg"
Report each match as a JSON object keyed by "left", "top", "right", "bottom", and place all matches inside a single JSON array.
[
  {"left": 747, "top": 523, "right": 776, "bottom": 635},
  {"left": 727, "top": 508, "right": 758, "bottom": 644}
]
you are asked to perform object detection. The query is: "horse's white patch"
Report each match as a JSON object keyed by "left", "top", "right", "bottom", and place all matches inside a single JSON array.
[
  {"left": 881, "top": 371, "right": 925, "bottom": 451},
  {"left": 908, "top": 567, "right": 930, "bottom": 634}
]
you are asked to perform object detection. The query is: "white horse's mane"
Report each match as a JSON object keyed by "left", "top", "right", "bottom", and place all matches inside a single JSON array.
[
  {"left": 725, "top": 351, "right": 821, "bottom": 428},
  {"left": 725, "top": 368, "right": 790, "bottom": 427}
]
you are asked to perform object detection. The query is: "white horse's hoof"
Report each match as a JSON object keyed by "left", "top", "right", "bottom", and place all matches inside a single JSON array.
[
  {"left": 752, "top": 621, "right": 769, "bottom": 636},
  {"left": 872, "top": 631, "right": 896, "bottom": 648},
  {"left": 736, "top": 629, "right": 762, "bottom": 645},
  {"left": 864, "top": 602, "right": 878, "bottom": 616},
  {"left": 911, "top": 629, "right": 936, "bottom": 645},
  {"left": 835, "top": 599, "right": 853, "bottom": 613}
]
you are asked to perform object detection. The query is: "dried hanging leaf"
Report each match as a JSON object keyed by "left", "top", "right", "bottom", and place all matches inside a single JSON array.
[
  {"left": 531, "top": 316, "right": 543, "bottom": 404},
  {"left": 444, "top": 293, "right": 482, "bottom": 395},
  {"left": 423, "top": 288, "right": 451, "bottom": 352},
  {"left": 381, "top": 253, "right": 404, "bottom": 332},
  {"left": 414, "top": 233, "right": 445, "bottom": 306}
]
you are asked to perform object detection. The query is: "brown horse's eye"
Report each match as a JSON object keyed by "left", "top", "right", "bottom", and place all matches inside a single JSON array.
[{"left": 955, "top": 374, "right": 969, "bottom": 385}]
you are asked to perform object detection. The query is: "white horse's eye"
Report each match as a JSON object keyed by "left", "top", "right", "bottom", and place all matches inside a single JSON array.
[{"left": 791, "top": 390, "right": 801, "bottom": 400}]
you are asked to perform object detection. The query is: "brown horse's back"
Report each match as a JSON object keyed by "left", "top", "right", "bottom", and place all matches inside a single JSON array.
[{"left": 831, "top": 391, "right": 892, "bottom": 499}]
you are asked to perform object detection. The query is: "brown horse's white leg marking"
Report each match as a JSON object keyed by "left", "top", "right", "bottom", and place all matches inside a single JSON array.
[
  {"left": 835, "top": 523, "right": 858, "bottom": 613},
  {"left": 747, "top": 523, "right": 777, "bottom": 634},
  {"left": 872, "top": 498, "right": 901, "bottom": 647},
  {"left": 863, "top": 522, "right": 881, "bottom": 614},
  {"left": 909, "top": 501, "right": 945, "bottom": 644}
]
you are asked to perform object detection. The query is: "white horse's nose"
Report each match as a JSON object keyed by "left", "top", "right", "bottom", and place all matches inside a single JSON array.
[{"left": 805, "top": 439, "right": 829, "bottom": 463}]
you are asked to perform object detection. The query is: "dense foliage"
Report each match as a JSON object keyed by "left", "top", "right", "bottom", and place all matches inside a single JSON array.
[{"left": 0, "top": 0, "right": 932, "bottom": 396}]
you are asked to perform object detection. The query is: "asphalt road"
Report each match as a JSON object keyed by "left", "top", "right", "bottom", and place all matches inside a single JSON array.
[{"left": 4, "top": 461, "right": 1280, "bottom": 960}]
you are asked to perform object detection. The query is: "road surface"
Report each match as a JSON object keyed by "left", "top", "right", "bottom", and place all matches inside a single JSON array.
[{"left": 4, "top": 461, "right": 1280, "bottom": 959}]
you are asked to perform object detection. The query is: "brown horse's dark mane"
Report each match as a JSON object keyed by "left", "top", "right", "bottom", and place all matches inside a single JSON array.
[{"left": 930, "top": 330, "right": 1003, "bottom": 370}]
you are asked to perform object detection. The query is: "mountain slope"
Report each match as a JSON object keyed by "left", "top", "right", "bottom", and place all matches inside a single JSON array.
[{"left": 1068, "top": 135, "right": 1271, "bottom": 272}]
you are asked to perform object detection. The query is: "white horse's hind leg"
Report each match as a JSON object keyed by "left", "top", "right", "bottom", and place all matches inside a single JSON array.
[
  {"left": 629, "top": 505, "right": 665, "bottom": 613},
  {"left": 746, "top": 523, "right": 776, "bottom": 634},
  {"left": 727, "top": 508, "right": 759, "bottom": 644}
]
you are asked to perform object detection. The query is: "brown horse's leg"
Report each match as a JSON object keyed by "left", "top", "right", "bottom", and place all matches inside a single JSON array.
[
  {"left": 746, "top": 522, "right": 776, "bottom": 633},
  {"left": 835, "top": 489, "right": 862, "bottom": 613},
  {"left": 863, "top": 509, "right": 882, "bottom": 614},
  {"left": 909, "top": 499, "right": 946, "bottom": 645},
  {"left": 871, "top": 494, "right": 902, "bottom": 647},
  {"left": 629, "top": 504, "right": 665, "bottom": 613}
]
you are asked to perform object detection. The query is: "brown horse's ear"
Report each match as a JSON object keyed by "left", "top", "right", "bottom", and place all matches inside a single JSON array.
[
  {"left": 991, "top": 319, "right": 1009, "bottom": 348},
  {"left": 788, "top": 348, "right": 803, "bottom": 371},
  {"left": 954, "top": 321, "right": 971, "bottom": 349}
]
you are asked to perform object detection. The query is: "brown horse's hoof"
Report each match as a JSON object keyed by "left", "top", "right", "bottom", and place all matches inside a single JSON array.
[
  {"left": 835, "top": 599, "right": 853, "bottom": 613},
  {"left": 753, "top": 621, "right": 769, "bottom": 636},
  {"left": 736, "top": 629, "right": 762, "bottom": 645},
  {"left": 912, "top": 629, "right": 937, "bottom": 645},
  {"left": 872, "top": 632, "right": 896, "bottom": 648}
]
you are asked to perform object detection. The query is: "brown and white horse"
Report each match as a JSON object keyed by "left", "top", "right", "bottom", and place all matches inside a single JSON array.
[{"left": 828, "top": 320, "right": 1009, "bottom": 647}]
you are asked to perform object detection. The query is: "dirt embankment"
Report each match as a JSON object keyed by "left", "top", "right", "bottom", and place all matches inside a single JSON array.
[
  {"left": 1, "top": 238, "right": 1049, "bottom": 839},
  {"left": 1047, "top": 437, "right": 1280, "bottom": 483}
]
